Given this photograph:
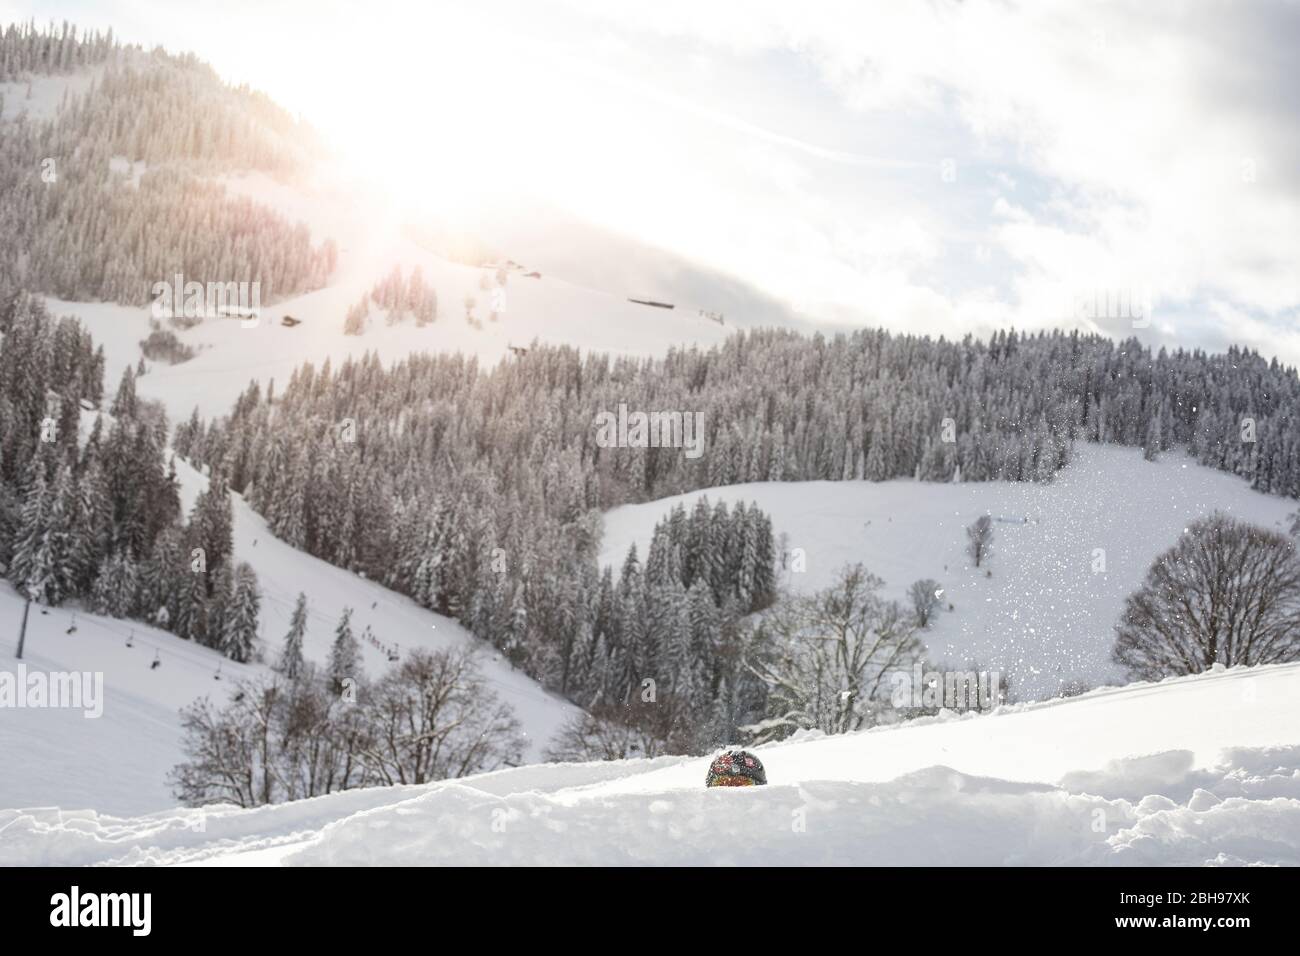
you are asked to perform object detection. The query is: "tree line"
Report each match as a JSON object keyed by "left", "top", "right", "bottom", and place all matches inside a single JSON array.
[
  {"left": 171, "top": 641, "right": 523, "bottom": 808},
  {"left": 344, "top": 265, "right": 439, "bottom": 334},
  {"left": 171, "top": 327, "right": 1300, "bottom": 742},
  {"left": 0, "top": 20, "right": 123, "bottom": 83},
  {"left": 1, "top": 25, "right": 335, "bottom": 307},
  {"left": 0, "top": 292, "right": 264, "bottom": 662}
]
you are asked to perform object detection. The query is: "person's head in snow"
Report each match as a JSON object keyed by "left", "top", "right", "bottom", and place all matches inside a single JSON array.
[{"left": 706, "top": 750, "right": 766, "bottom": 787}]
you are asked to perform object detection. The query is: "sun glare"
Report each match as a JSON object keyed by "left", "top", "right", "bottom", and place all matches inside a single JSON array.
[{"left": 284, "top": 6, "right": 613, "bottom": 224}]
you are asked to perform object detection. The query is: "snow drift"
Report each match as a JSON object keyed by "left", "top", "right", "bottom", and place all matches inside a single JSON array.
[{"left": 4, "top": 661, "right": 1298, "bottom": 866}]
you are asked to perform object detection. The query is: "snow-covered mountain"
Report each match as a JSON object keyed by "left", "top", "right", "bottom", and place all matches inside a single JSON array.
[
  {"left": 5, "top": 660, "right": 1297, "bottom": 866},
  {"left": 47, "top": 169, "right": 740, "bottom": 423},
  {"left": 0, "top": 52, "right": 751, "bottom": 819},
  {"left": 2, "top": 161, "right": 751, "bottom": 817}
]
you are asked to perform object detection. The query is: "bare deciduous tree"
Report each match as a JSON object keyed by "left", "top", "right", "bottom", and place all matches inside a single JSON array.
[
  {"left": 1113, "top": 514, "right": 1300, "bottom": 680},
  {"left": 909, "top": 578, "right": 942, "bottom": 628},
  {"left": 966, "top": 515, "right": 993, "bottom": 567},
  {"left": 170, "top": 649, "right": 523, "bottom": 807},
  {"left": 544, "top": 700, "right": 678, "bottom": 762},
  {"left": 743, "top": 563, "right": 923, "bottom": 741},
  {"left": 362, "top": 647, "right": 524, "bottom": 786}
]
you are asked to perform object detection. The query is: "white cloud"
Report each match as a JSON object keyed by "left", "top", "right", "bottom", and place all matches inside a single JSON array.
[{"left": 556, "top": 0, "right": 1300, "bottom": 360}]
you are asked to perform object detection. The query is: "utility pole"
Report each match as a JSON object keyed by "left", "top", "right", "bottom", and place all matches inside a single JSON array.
[{"left": 16, "top": 594, "right": 32, "bottom": 659}]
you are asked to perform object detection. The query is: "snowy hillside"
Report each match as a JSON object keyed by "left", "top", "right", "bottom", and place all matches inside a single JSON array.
[
  {"left": 0, "top": 457, "right": 577, "bottom": 818},
  {"left": 3, "top": 61, "right": 750, "bottom": 820},
  {"left": 4, "top": 660, "right": 1297, "bottom": 866},
  {"left": 6, "top": 165, "right": 727, "bottom": 818},
  {"left": 0, "top": 67, "right": 103, "bottom": 122},
  {"left": 48, "top": 170, "right": 734, "bottom": 424},
  {"left": 169, "top": 459, "right": 579, "bottom": 762},
  {"left": 601, "top": 444, "right": 1297, "bottom": 700},
  {"left": 7, "top": 305, "right": 1292, "bottom": 815}
]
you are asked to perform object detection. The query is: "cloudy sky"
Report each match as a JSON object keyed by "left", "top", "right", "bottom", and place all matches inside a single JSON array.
[{"left": 6, "top": 0, "right": 1299, "bottom": 362}]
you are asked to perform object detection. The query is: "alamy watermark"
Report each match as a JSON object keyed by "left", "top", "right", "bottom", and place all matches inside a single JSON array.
[
  {"left": 151, "top": 272, "right": 261, "bottom": 327},
  {"left": 0, "top": 665, "right": 104, "bottom": 719},
  {"left": 594, "top": 402, "right": 705, "bottom": 460},
  {"left": 890, "top": 664, "right": 1003, "bottom": 712},
  {"left": 1063, "top": 285, "right": 1153, "bottom": 329},
  {"left": 50, "top": 886, "right": 151, "bottom": 936}
]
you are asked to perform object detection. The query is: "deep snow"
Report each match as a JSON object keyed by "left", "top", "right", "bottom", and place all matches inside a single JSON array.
[{"left": 3, "top": 661, "right": 1297, "bottom": 866}]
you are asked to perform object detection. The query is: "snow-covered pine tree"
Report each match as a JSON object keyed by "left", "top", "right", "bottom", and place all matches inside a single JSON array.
[
  {"left": 221, "top": 562, "right": 260, "bottom": 663},
  {"left": 7, "top": 456, "right": 80, "bottom": 603},
  {"left": 328, "top": 607, "right": 362, "bottom": 693},
  {"left": 278, "top": 591, "right": 308, "bottom": 679},
  {"left": 204, "top": 561, "right": 235, "bottom": 649},
  {"left": 176, "top": 567, "right": 209, "bottom": 644},
  {"left": 109, "top": 366, "right": 137, "bottom": 419},
  {"left": 90, "top": 549, "right": 138, "bottom": 618},
  {"left": 188, "top": 475, "right": 234, "bottom": 589}
]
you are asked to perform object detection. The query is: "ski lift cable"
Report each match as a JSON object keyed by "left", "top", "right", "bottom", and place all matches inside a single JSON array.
[
  {"left": 65, "top": 609, "right": 241, "bottom": 678},
  {"left": 51, "top": 593, "right": 558, "bottom": 708},
  {"left": 244, "top": 591, "right": 557, "bottom": 705},
  {"left": 101, "top": 598, "right": 553, "bottom": 712}
]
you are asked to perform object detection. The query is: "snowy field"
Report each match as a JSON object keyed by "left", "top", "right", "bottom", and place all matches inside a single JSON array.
[
  {"left": 601, "top": 444, "right": 1297, "bottom": 699},
  {"left": 3, "top": 661, "right": 1297, "bottom": 866}
]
